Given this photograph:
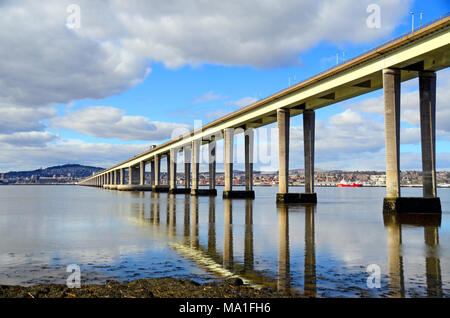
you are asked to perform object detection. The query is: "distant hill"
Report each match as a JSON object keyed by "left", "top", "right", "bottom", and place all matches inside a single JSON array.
[{"left": 3, "top": 164, "right": 104, "bottom": 178}]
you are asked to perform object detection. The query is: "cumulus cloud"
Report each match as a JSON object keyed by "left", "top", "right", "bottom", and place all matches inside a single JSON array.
[
  {"left": 0, "top": 107, "right": 57, "bottom": 134},
  {"left": 0, "top": 132, "right": 59, "bottom": 147},
  {"left": 0, "top": 0, "right": 411, "bottom": 111},
  {"left": 0, "top": 139, "right": 151, "bottom": 172},
  {"left": 51, "top": 106, "right": 192, "bottom": 141}
]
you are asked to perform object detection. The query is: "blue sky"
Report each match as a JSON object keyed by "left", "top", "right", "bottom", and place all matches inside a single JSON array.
[{"left": 0, "top": 0, "right": 449, "bottom": 171}]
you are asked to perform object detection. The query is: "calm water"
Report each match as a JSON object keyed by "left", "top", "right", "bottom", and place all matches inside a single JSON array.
[{"left": 0, "top": 185, "right": 449, "bottom": 297}]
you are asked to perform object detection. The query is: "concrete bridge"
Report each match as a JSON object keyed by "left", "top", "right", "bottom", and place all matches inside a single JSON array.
[{"left": 79, "top": 14, "right": 450, "bottom": 213}]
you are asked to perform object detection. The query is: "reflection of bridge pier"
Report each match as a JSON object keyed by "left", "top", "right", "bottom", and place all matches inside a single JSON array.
[
  {"left": 385, "top": 216, "right": 405, "bottom": 297},
  {"left": 277, "top": 205, "right": 290, "bottom": 292},
  {"left": 167, "top": 194, "right": 176, "bottom": 237},
  {"left": 208, "top": 196, "right": 216, "bottom": 255},
  {"left": 190, "top": 196, "right": 199, "bottom": 249},
  {"left": 244, "top": 199, "right": 254, "bottom": 272},
  {"left": 277, "top": 204, "right": 317, "bottom": 295},
  {"left": 424, "top": 226, "right": 442, "bottom": 297},
  {"left": 223, "top": 199, "right": 233, "bottom": 270},
  {"left": 304, "top": 205, "right": 317, "bottom": 297},
  {"left": 183, "top": 194, "right": 190, "bottom": 238},
  {"left": 151, "top": 192, "right": 160, "bottom": 225},
  {"left": 383, "top": 212, "right": 442, "bottom": 297}
]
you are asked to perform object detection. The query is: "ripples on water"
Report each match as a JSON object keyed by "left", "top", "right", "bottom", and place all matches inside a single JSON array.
[{"left": 0, "top": 185, "right": 449, "bottom": 297}]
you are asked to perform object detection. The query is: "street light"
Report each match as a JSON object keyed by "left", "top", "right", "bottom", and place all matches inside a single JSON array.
[
  {"left": 410, "top": 12, "right": 415, "bottom": 32},
  {"left": 420, "top": 12, "right": 424, "bottom": 28}
]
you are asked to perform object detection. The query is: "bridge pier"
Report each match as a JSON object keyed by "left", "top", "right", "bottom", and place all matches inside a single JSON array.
[
  {"left": 151, "top": 154, "right": 168, "bottom": 192},
  {"left": 208, "top": 140, "right": 217, "bottom": 194},
  {"left": 383, "top": 69, "right": 441, "bottom": 213},
  {"left": 150, "top": 160, "right": 155, "bottom": 187},
  {"left": 276, "top": 108, "right": 316, "bottom": 203},
  {"left": 184, "top": 146, "right": 191, "bottom": 191},
  {"left": 223, "top": 128, "right": 254, "bottom": 199},
  {"left": 169, "top": 148, "right": 189, "bottom": 194}
]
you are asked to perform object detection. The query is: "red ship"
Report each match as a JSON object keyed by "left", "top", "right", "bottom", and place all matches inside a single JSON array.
[{"left": 337, "top": 179, "right": 363, "bottom": 187}]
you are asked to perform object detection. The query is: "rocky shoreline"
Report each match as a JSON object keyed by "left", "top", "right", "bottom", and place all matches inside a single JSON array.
[{"left": 0, "top": 277, "right": 300, "bottom": 298}]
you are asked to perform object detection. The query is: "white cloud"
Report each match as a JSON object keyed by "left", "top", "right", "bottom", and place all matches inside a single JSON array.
[
  {"left": 225, "top": 97, "right": 258, "bottom": 109},
  {"left": 0, "top": 132, "right": 59, "bottom": 147},
  {"left": 0, "top": 0, "right": 411, "bottom": 113},
  {"left": 0, "top": 139, "right": 151, "bottom": 171},
  {"left": 0, "top": 107, "right": 57, "bottom": 134},
  {"left": 51, "top": 106, "right": 191, "bottom": 141},
  {"left": 193, "top": 91, "right": 224, "bottom": 104}
]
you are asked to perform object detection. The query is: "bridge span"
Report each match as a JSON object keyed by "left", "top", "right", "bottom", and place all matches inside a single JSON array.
[{"left": 79, "top": 14, "right": 450, "bottom": 213}]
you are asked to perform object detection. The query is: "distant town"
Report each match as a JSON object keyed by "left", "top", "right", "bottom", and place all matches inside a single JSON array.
[{"left": 1, "top": 164, "right": 449, "bottom": 188}]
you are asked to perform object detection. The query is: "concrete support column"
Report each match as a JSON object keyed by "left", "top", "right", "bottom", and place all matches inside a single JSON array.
[
  {"left": 154, "top": 155, "right": 160, "bottom": 186},
  {"left": 277, "top": 109, "right": 290, "bottom": 194},
  {"left": 166, "top": 153, "right": 170, "bottom": 185},
  {"left": 383, "top": 68, "right": 401, "bottom": 198},
  {"left": 245, "top": 128, "right": 254, "bottom": 191},
  {"left": 120, "top": 168, "right": 125, "bottom": 185},
  {"left": 114, "top": 170, "right": 120, "bottom": 185},
  {"left": 224, "top": 128, "right": 234, "bottom": 192},
  {"left": 208, "top": 140, "right": 216, "bottom": 189},
  {"left": 106, "top": 172, "right": 110, "bottom": 185},
  {"left": 419, "top": 71, "right": 437, "bottom": 198},
  {"left": 303, "top": 109, "right": 315, "bottom": 194},
  {"left": 169, "top": 148, "right": 177, "bottom": 190},
  {"left": 113, "top": 170, "right": 117, "bottom": 185},
  {"left": 150, "top": 160, "right": 155, "bottom": 186},
  {"left": 191, "top": 140, "right": 200, "bottom": 192},
  {"left": 184, "top": 146, "right": 191, "bottom": 189},
  {"left": 139, "top": 161, "right": 145, "bottom": 186},
  {"left": 129, "top": 165, "right": 140, "bottom": 185}
]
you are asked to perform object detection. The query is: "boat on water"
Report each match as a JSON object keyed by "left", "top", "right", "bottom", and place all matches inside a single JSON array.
[{"left": 337, "top": 179, "right": 363, "bottom": 187}]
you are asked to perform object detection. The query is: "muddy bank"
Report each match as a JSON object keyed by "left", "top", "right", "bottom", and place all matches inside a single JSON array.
[{"left": 0, "top": 277, "right": 301, "bottom": 298}]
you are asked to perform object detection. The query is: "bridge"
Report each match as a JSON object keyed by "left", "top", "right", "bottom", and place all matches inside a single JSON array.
[{"left": 79, "top": 14, "right": 450, "bottom": 213}]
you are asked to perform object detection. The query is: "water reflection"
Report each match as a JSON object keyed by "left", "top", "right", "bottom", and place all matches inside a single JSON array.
[
  {"left": 132, "top": 192, "right": 445, "bottom": 297},
  {"left": 167, "top": 194, "right": 176, "bottom": 237},
  {"left": 208, "top": 197, "right": 216, "bottom": 255},
  {"left": 151, "top": 192, "right": 160, "bottom": 225},
  {"left": 277, "top": 204, "right": 317, "bottom": 296},
  {"left": 304, "top": 205, "right": 317, "bottom": 297},
  {"left": 190, "top": 196, "right": 199, "bottom": 249},
  {"left": 223, "top": 199, "right": 233, "bottom": 270},
  {"left": 277, "top": 205, "right": 290, "bottom": 292},
  {"left": 383, "top": 212, "right": 442, "bottom": 297},
  {"left": 244, "top": 199, "right": 254, "bottom": 272}
]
